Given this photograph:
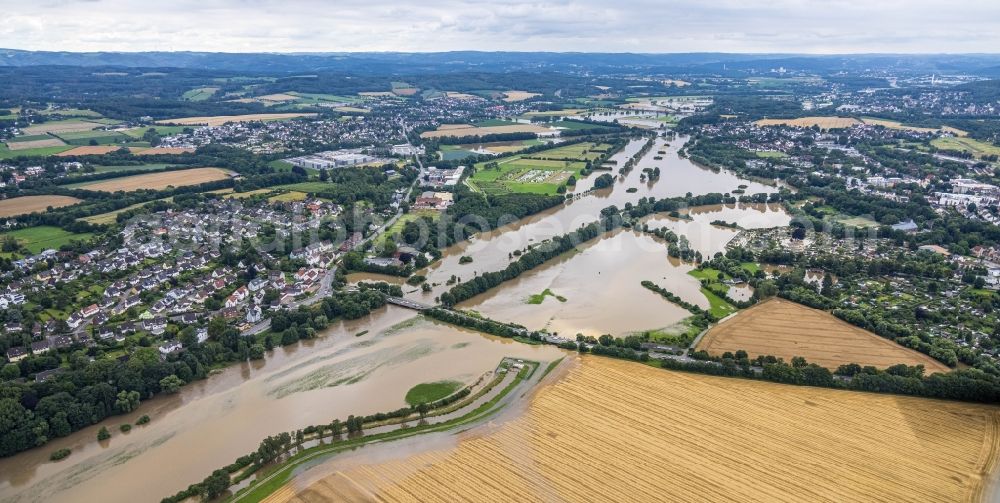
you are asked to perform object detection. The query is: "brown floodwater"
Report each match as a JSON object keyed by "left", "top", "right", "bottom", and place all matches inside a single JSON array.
[
  {"left": 0, "top": 136, "right": 791, "bottom": 503},
  {"left": 642, "top": 203, "right": 791, "bottom": 257},
  {"left": 0, "top": 308, "right": 561, "bottom": 503},
  {"left": 411, "top": 136, "right": 780, "bottom": 302},
  {"left": 727, "top": 283, "right": 755, "bottom": 302},
  {"left": 457, "top": 229, "right": 702, "bottom": 337},
  {"left": 345, "top": 272, "right": 407, "bottom": 286}
]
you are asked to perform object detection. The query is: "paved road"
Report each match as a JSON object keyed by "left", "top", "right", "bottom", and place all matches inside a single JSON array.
[
  {"left": 386, "top": 296, "right": 434, "bottom": 311},
  {"left": 244, "top": 130, "right": 424, "bottom": 336}
]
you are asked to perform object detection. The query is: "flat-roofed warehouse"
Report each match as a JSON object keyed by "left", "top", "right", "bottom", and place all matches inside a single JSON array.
[{"left": 286, "top": 150, "right": 378, "bottom": 170}]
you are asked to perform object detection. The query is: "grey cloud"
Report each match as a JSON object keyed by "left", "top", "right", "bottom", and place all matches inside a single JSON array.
[{"left": 0, "top": 0, "right": 997, "bottom": 53}]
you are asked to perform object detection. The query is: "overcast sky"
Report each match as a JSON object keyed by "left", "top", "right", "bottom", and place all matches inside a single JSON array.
[{"left": 2, "top": 0, "right": 999, "bottom": 54}]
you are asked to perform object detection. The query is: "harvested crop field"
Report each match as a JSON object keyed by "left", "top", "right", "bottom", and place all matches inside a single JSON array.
[
  {"left": 5, "top": 138, "right": 66, "bottom": 150},
  {"left": 756, "top": 116, "right": 861, "bottom": 129},
  {"left": 932, "top": 137, "right": 1000, "bottom": 159},
  {"left": 73, "top": 167, "right": 232, "bottom": 192},
  {"left": 861, "top": 118, "right": 939, "bottom": 133},
  {"left": 861, "top": 118, "right": 969, "bottom": 136},
  {"left": 444, "top": 92, "right": 480, "bottom": 100},
  {"left": 696, "top": 298, "right": 951, "bottom": 372},
  {"left": 21, "top": 120, "right": 103, "bottom": 135},
  {"left": 272, "top": 357, "right": 1000, "bottom": 503},
  {"left": 156, "top": 113, "right": 317, "bottom": 126},
  {"left": 420, "top": 123, "right": 552, "bottom": 139},
  {"left": 0, "top": 195, "right": 82, "bottom": 217},
  {"left": 502, "top": 90, "right": 541, "bottom": 102},
  {"left": 55, "top": 145, "right": 142, "bottom": 157},
  {"left": 257, "top": 93, "right": 299, "bottom": 102}
]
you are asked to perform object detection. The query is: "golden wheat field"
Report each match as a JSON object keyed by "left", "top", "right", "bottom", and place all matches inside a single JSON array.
[
  {"left": 76, "top": 167, "right": 231, "bottom": 192},
  {"left": 0, "top": 195, "right": 82, "bottom": 217},
  {"left": 156, "top": 113, "right": 317, "bottom": 126},
  {"left": 861, "top": 118, "right": 940, "bottom": 133},
  {"left": 756, "top": 116, "right": 861, "bottom": 129},
  {"left": 419, "top": 123, "right": 552, "bottom": 139},
  {"left": 269, "top": 357, "right": 1000, "bottom": 503},
  {"left": 860, "top": 118, "right": 969, "bottom": 137},
  {"left": 55, "top": 145, "right": 143, "bottom": 156},
  {"left": 502, "top": 90, "right": 542, "bottom": 102},
  {"left": 696, "top": 298, "right": 951, "bottom": 372},
  {"left": 21, "top": 120, "right": 102, "bottom": 135},
  {"left": 443, "top": 92, "right": 480, "bottom": 100}
]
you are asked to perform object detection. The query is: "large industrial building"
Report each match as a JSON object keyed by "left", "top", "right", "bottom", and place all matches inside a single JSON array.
[{"left": 286, "top": 149, "right": 379, "bottom": 170}]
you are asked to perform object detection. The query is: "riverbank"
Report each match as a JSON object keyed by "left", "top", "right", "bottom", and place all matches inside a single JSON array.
[
  {"left": 0, "top": 310, "right": 563, "bottom": 503},
  {"left": 263, "top": 356, "right": 1000, "bottom": 503},
  {"left": 225, "top": 357, "right": 548, "bottom": 503}
]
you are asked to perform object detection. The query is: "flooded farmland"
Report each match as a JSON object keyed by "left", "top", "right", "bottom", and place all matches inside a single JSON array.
[
  {"left": 0, "top": 309, "right": 562, "bottom": 503},
  {"left": 411, "top": 136, "right": 782, "bottom": 302},
  {"left": 642, "top": 203, "right": 791, "bottom": 256},
  {"left": 0, "top": 135, "right": 791, "bottom": 503},
  {"left": 268, "top": 356, "right": 1000, "bottom": 503},
  {"left": 457, "top": 229, "right": 700, "bottom": 337}
]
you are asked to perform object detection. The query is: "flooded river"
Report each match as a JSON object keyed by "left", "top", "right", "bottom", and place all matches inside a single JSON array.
[
  {"left": 0, "top": 309, "right": 562, "bottom": 503},
  {"left": 0, "top": 135, "right": 790, "bottom": 503},
  {"left": 407, "top": 137, "right": 789, "bottom": 303},
  {"left": 411, "top": 136, "right": 782, "bottom": 302},
  {"left": 458, "top": 229, "right": 700, "bottom": 337}
]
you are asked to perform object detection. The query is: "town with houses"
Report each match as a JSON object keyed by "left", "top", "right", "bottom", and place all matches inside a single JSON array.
[{"left": 2, "top": 45, "right": 1000, "bottom": 503}]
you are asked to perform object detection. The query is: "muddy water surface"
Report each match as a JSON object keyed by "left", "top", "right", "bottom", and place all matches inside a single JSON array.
[
  {"left": 0, "top": 309, "right": 561, "bottom": 503},
  {"left": 458, "top": 230, "right": 701, "bottom": 337},
  {"left": 411, "top": 136, "right": 780, "bottom": 302},
  {"left": 0, "top": 136, "right": 792, "bottom": 503}
]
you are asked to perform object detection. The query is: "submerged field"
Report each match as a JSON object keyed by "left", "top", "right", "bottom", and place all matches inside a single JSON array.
[
  {"left": 274, "top": 356, "right": 1000, "bottom": 503},
  {"left": 696, "top": 298, "right": 952, "bottom": 372}
]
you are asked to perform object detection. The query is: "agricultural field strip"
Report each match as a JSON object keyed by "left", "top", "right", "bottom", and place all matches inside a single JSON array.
[
  {"left": 305, "top": 358, "right": 997, "bottom": 503},
  {"left": 72, "top": 167, "right": 232, "bottom": 192},
  {"left": 20, "top": 120, "right": 109, "bottom": 135},
  {"left": 756, "top": 117, "right": 861, "bottom": 129},
  {"left": 4, "top": 138, "right": 66, "bottom": 150},
  {"left": 697, "top": 299, "right": 951, "bottom": 372},
  {"left": 0, "top": 195, "right": 82, "bottom": 217},
  {"left": 157, "top": 113, "right": 317, "bottom": 126},
  {"left": 420, "top": 124, "right": 552, "bottom": 138},
  {"left": 242, "top": 361, "right": 538, "bottom": 503}
]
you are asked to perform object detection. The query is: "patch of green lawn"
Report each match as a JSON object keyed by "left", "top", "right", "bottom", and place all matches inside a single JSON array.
[
  {"left": 0, "top": 144, "right": 73, "bottom": 159},
  {"left": 123, "top": 126, "right": 190, "bottom": 138},
  {"left": 376, "top": 210, "right": 439, "bottom": 246},
  {"left": 405, "top": 380, "right": 463, "bottom": 406},
  {"left": 182, "top": 87, "right": 219, "bottom": 101},
  {"left": 688, "top": 267, "right": 727, "bottom": 282},
  {"left": 526, "top": 288, "right": 567, "bottom": 304},
  {"left": 700, "top": 287, "right": 736, "bottom": 318},
  {"left": 931, "top": 136, "right": 1000, "bottom": 159},
  {"left": 1, "top": 226, "right": 93, "bottom": 254}
]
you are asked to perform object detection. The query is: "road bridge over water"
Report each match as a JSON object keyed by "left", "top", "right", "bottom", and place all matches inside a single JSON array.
[{"left": 386, "top": 296, "right": 435, "bottom": 311}]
